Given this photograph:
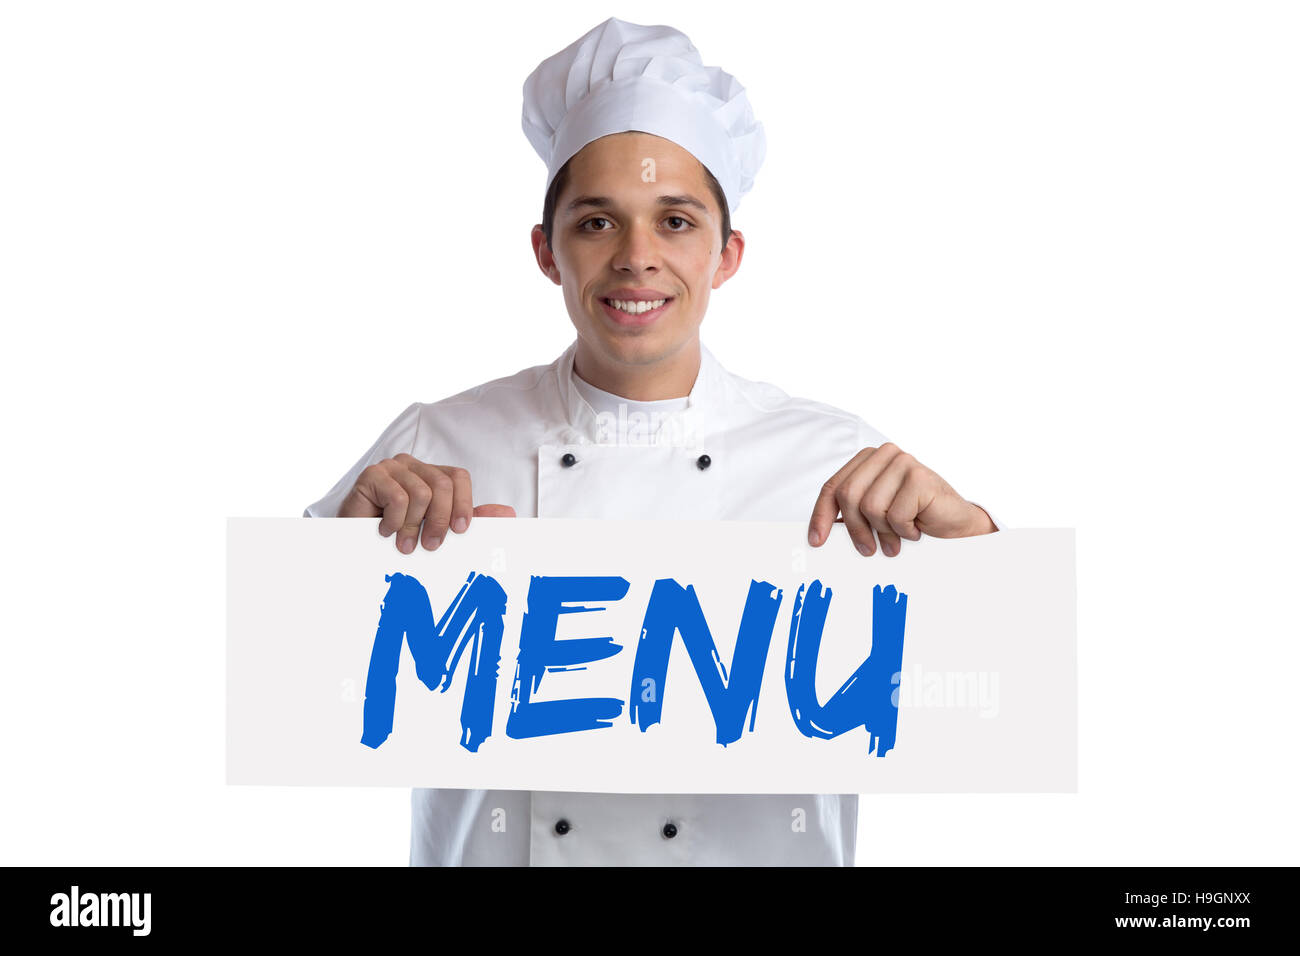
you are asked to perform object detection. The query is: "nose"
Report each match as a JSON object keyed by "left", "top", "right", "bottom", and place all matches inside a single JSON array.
[{"left": 612, "top": 218, "right": 660, "bottom": 274}]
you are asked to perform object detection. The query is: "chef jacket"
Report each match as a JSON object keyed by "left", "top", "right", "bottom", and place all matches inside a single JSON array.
[{"left": 304, "top": 339, "right": 1001, "bottom": 866}]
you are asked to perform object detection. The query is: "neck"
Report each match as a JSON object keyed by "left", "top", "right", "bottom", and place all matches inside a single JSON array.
[{"left": 572, "top": 337, "right": 702, "bottom": 401}]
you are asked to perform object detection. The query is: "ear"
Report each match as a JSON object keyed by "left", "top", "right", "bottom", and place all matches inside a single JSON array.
[
  {"left": 711, "top": 229, "right": 745, "bottom": 290},
  {"left": 531, "top": 224, "right": 562, "bottom": 285}
]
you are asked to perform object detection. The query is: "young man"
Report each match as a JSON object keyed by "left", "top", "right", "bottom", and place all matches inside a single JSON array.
[{"left": 305, "top": 17, "right": 1000, "bottom": 866}]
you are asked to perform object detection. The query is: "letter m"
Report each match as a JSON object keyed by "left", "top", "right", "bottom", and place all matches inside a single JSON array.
[{"left": 360, "top": 571, "right": 507, "bottom": 753}]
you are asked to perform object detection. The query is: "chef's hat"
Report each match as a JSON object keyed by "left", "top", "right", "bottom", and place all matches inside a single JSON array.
[{"left": 521, "top": 17, "right": 766, "bottom": 214}]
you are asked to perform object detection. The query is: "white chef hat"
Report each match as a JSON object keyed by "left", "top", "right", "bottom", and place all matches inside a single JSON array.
[{"left": 521, "top": 17, "right": 766, "bottom": 214}]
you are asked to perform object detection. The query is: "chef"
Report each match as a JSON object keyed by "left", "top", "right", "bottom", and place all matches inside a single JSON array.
[{"left": 304, "top": 17, "right": 1002, "bottom": 866}]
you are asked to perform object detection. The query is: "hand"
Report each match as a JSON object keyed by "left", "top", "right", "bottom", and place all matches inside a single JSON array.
[
  {"left": 807, "top": 443, "right": 995, "bottom": 558},
  {"left": 339, "top": 453, "right": 516, "bottom": 553}
]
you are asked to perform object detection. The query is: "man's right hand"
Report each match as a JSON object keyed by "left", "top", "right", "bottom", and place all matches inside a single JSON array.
[{"left": 338, "top": 454, "right": 516, "bottom": 553}]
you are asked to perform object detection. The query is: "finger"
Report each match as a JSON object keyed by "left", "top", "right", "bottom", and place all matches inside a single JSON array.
[
  {"left": 387, "top": 461, "right": 440, "bottom": 553},
  {"left": 874, "top": 526, "right": 902, "bottom": 558},
  {"left": 885, "top": 470, "right": 929, "bottom": 544},
  {"left": 859, "top": 452, "right": 912, "bottom": 557},
  {"left": 473, "top": 504, "right": 517, "bottom": 518},
  {"left": 836, "top": 480, "right": 877, "bottom": 556},
  {"left": 338, "top": 466, "right": 385, "bottom": 518},
  {"left": 835, "top": 444, "right": 904, "bottom": 556},
  {"left": 399, "top": 458, "right": 455, "bottom": 551},
  {"left": 807, "top": 448, "right": 874, "bottom": 546},
  {"left": 437, "top": 466, "right": 473, "bottom": 533},
  {"left": 358, "top": 463, "right": 414, "bottom": 540}
]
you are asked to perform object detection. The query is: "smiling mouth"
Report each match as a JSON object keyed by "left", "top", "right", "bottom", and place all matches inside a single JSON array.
[{"left": 599, "top": 296, "right": 674, "bottom": 325}]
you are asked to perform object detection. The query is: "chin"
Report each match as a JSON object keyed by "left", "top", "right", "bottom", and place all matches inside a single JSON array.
[{"left": 597, "top": 336, "right": 674, "bottom": 367}]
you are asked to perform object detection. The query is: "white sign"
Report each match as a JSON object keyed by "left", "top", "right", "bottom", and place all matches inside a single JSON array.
[{"left": 226, "top": 519, "right": 1076, "bottom": 793}]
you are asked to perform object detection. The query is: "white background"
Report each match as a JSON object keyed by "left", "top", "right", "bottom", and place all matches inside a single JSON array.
[{"left": 1, "top": 0, "right": 1295, "bottom": 865}]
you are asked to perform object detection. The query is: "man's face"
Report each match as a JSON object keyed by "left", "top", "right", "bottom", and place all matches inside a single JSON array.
[{"left": 533, "top": 132, "right": 742, "bottom": 373}]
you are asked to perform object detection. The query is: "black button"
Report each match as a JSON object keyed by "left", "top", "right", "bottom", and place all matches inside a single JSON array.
[
  {"left": 561, "top": 453, "right": 577, "bottom": 468},
  {"left": 554, "top": 819, "right": 571, "bottom": 836},
  {"left": 662, "top": 822, "right": 678, "bottom": 839},
  {"left": 696, "top": 454, "right": 711, "bottom": 470}
]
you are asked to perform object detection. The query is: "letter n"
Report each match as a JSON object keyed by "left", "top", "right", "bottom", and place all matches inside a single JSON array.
[{"left": 628, "top": 579, "right": 783, "bottom": 746}]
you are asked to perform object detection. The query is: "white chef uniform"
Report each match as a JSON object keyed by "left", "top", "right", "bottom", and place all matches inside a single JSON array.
[{"left": 303, "top": 339, "right": 1001, "bottom": 865}]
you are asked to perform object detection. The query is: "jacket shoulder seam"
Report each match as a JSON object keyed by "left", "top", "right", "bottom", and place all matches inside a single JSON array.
[
  {"left": 418, "top": 363, "right": 553, "bottom": 411},
  {"left": 726, "top": 374, "right": 869, "bottom": 429}
]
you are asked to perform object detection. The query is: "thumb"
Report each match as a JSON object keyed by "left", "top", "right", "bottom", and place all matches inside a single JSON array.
[{"left": 472, "top": 503, "right": 517, "bottom": 518}]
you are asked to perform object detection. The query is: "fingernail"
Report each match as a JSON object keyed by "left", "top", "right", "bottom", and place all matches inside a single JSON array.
[
  {"left": 856, "top": 541, "right": 873, "bottom": 557},
  {"left": 808, "top": 529, "right": 820, "bottom": 547},
  {"left": 399, "top": 537, "right": 414, "bottom": 554},
  {"left": 452, "top": 516, "right": 468, "bottom": 534},
  {"left": 884, "top": 542, "right": 897, "bottom": 556}
]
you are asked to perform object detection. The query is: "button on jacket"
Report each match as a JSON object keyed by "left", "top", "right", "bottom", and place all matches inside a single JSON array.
[{"left": 304, "top": 339, "right": 1001, "bottom": 866}]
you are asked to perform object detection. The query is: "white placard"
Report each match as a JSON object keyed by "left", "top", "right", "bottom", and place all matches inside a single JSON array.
[{"left": 227, "top": 519, "right": 1075, "bottom": 793}]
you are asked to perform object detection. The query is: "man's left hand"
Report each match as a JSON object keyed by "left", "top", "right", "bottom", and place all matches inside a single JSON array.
[{"left": 807, "top": 443, "right": 996, "bottom": 557}]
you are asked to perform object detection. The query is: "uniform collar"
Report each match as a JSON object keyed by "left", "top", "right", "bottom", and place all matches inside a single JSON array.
[{"left": 554, "top": 338, "right": 725, "bottom": 447}]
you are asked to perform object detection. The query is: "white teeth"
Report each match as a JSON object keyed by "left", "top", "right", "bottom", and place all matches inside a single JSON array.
[{"left": 607, "top": 298, "right": 667, "bottom": 314}]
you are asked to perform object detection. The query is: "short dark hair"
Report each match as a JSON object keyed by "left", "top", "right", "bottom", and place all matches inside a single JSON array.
[{"left": 541, "top": 143, "right": 732, "bottom": 253}]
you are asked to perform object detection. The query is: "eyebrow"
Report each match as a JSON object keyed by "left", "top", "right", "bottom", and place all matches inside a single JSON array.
[{"left": 564, "top": 194, "right": 710, "bottom": 215}]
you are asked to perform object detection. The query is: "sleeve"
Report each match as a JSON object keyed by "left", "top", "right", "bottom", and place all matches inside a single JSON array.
[
  {"left": 857, "top": 419, "right": 1003, "bottom": 533},
  {"left": 302, "top": 402, "right": 423, "bottom": 519},
  {"left": 857, "top": 417, "right": 889, "bottom": 450}
]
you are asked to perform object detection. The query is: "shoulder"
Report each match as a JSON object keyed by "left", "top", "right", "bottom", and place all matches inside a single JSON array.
[
  {"left": 715, "top": 357, "right": 889, "bottom": 448},
  {"left": 421, "top": 357, "right": 556, "bottom": 410},
  {"left": 409, "top": 355, "right": 562, "bottom": 433}
]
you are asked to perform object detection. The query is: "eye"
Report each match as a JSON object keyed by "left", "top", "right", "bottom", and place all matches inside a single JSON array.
[
  {"left": 579, "top": 217, "right": 611, "bottom": 232},
  {"left": 665, "top": 216, "right": 695, "bottom": 232}
]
